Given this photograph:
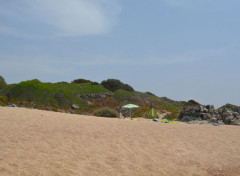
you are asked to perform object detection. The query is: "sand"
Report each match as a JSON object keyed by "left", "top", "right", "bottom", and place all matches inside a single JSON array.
[{"left": 0, "top": 107, "right": 240, "bottom": 176}]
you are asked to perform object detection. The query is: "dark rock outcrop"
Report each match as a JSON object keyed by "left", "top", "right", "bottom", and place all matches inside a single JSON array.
[
  {"left": 79, "top": 93, "right": 113, "bottom": 100},
  {"left": 7, "top": 103, "right": 17, "bottom": 107},
  {"left": 177, "top": 105, "right": 240, "bottom": 125}
]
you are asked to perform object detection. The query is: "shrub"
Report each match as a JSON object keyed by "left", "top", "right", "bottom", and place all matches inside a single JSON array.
[
  {"left": 72, "top": 79, "right": 91, "bottom": 84},
  {"left": 31, "top": 79, "right": 41, "bottom": 84},
  {"left": 163, "top": 112, "right": 179, "bottom": 120},
  {"left": 91, "top": 82, "right": 99, "bottom": 85},
  {"left": 0, "top": 76, "right": 7, "bottom": 90},
  {"left": 57, "top": 81, "right": 68, "bottom": 84},
  {"left": 219, "top": 103, "right": 237, "bottom": 109},
  {"left": 185, "top": 99, "right": 200, "bottom": 106},
  {"left": 146, "top": 92, "right": 156, "bottom": 96},
  {"left": 0, "top": 95, "right": 7, "bottom": 106},
  {"left": 101, "top": 79, "right": 134, "bottom": 92},
  {"left": 121, "top": 84, "right": 134, "bottom": 91},
  {"left": 94, "top": 107, "right": 119, "bottom": 118}
]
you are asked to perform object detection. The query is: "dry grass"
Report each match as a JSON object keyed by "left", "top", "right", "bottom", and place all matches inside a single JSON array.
[{"left": 0, "top": 107, "right": 240, "bottom": 176}]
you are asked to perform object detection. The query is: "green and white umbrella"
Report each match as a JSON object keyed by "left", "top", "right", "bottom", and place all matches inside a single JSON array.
[{"left": 122, "top": 104, "right": 139, "bottom": 117}]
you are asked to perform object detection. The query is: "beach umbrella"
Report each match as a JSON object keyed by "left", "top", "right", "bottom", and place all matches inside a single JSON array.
[{"left": 122, "top": 104, "right": 139, "bottom": 117}]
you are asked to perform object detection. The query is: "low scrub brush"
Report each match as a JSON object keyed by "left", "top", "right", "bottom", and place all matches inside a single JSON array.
[{"left": 94, "top": 107, "right": 119, "bottom": 118}]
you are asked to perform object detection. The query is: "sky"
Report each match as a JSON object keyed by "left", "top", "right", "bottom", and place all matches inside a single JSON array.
[{"left": 0, "top": 0, "right": 239, "bottom": 107}]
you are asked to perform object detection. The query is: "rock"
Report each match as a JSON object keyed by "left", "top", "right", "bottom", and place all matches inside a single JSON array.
[
  {"left": 182, "top": 116, "right": 192, "bottom": 122},
  {"left": 177, "top": 105, "right": 240, "bottom": 126},
  {"left": 195, "top": 106, "right": 203, "bottom": 113},
  {"left": 210, "top": 122, "right": 220, "bottom": 126},
  {"left": 79, "top": 93, "right": 113, "bottom": 100},
  {"left": 190, "top": 109, "right": 195, "bottom": 113},
  {"left": 206, "top": 105, "right": 214, "bottom": 109},
  {"left": 198, "top": 120, "right": 209, "bottom": 124},
  {"left": 203, "top": 108, "right": 208, "bottom": 113},
  {"left": 186, "top": 120, "right": 208, "bottom": 124},
  {"left": 31, "top": 102, "right": 36, "bottom": 107},
  {"left": 232, "top": 112, "right": 238, "bottom": 117},
  {"left": 87, "top": 101, "right": 92, "bottom": 105},
  {"left": 7, "top": 103, "right": 17, "bottom": 107},
  {"left": 46, "top": 107, "right": 52, "bottom": 111},
  {"left": 71, "top": 104, "right": 80, "bottom": 110},
  {"left": 209, "top": 117, "right": 218, "bottom": 123},
  {"left": 200, "top": 113, "right": 208, "bottom": 120}
]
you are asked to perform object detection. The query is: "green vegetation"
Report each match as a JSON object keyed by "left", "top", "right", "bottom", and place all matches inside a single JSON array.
[
  {"left": 145, "top": 92, "right": 156, "bottom": 96},
  {"left": 156, "top": 102, "right": 183, "bottom": 120},
  {"left": 72, "top": 78, "right": 97, "bottom": 84},
  {"left": 114, "top": 89, "right": 184, "bottom": 120},
  {"left": 184, "top": 99, "right": 200, "bottom": 107},
  {"left": 0, "top": 78, "right": 191, "bottom": 119},
  {"left": 0, "top": 95, "right": 7, "bottom": 106},
  {"left": 72, "top": 78, "right": 99, "bottom": 85},
  {"left": 2, "top": 79, "right": 110, "bottom": 110},
  {"left": 219, "top": 103, "right": 237, "bottom": 109},
  {"left": 101, "top": 79, "right": 134, "bottom": 92},
  {"left": 114, "top": 89, "right": 136, "bottom": 103},
  {"left": 94, "top": 107, "right": 119, "bottom": 118},
  {"left": 0, "top": 76, "right": 7, "bottom": 90},
  {"left": 158, "top": 102, "right": 182, "bottom": 113},
  {"left": 146, "top": 108, "right": 158, "bottom": 119},
  {"left": 163, "top": 112, "right": 179, "bottom": 121},
  {"left": 132, "top": 105, "right": 151, "bottom": 118}
]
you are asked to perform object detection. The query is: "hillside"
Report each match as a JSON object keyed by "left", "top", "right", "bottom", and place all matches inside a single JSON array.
[{"left": 0, "top": 78, "right": 197, "bottom": 118}]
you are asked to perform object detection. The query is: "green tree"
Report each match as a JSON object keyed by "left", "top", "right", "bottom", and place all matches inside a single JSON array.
[
  {"left": 71, "top": 78, "right": 91, "bottom": 84},
  {"left": 0, "top": 76, "right": 7, "bottom": 90},
  {"left": 101, "top": 79, "right": 134, "bottom": 92}
]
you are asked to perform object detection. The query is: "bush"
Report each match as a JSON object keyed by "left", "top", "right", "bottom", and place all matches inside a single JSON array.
[
  {"left": 94, "top": 107, "right": 119, "bottom": 118},
  {"left": 185, "top": 99, "right": 200, "bottom": 106},
  {"left": 0, "top": 76, "right": 7, "bottom": 90},
  {"left": 146, "top": 92, "right": 156, "bottom": 96},
  {"left": 219, "top": 103, "right": 237, "bottom": 109},
  {"left": 163, "top": 112, "right": 179, "bottom": 120},
  {"left": 101, "top": 79, "right": 134, "bottom": 92},
  {"left": 0, "top": 95, "right": 7, "bottom": 106},
  {"left": 91, "top": 82, "right": 99, "bottom": 85},
  {"left": 72, "top": 79, "right": 91, "bottom": 84}
]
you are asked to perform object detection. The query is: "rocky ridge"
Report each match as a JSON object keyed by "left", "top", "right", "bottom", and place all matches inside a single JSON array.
[
  {"left": 79, "top": 93, "right": 113, "bottom": 100},
  {"left": 177, "top": 105, "right": 240, "bottom": 125}
]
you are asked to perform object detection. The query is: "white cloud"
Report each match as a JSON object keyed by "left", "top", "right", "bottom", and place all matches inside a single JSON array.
[{"left": 0, "top": 0, "right": 121, "bottom": 37}]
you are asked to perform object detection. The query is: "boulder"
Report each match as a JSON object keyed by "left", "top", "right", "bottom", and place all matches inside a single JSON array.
[
  {"left": 71, "top": 104, "right": 80, "bottom": 110},
  {"left": 79, "top": 93, "right": 113, "bottom": 100},
  {"left": 46, "top": 107, "right": 52, "bottom": 111},
  {"left": 177, "top": 105, "right": 240, "bottom": 126},
  {"left": 7, "top": 103, "right": 17, "bottom": 107}
]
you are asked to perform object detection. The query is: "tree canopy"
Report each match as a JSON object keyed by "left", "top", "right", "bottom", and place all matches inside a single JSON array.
[
  {"left": 101, "top": 79, "right": 134, "bottom": 92},
  {"left": 0, "top": 76, "right": 7, "bottom": 90}
]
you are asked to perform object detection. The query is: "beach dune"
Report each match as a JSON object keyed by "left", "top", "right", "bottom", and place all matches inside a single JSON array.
[{"left": 0, "top": 107, "right": 240, "bottom": 176}]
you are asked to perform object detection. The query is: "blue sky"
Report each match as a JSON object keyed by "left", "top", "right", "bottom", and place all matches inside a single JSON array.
[{"left": 0, "top": 0, "right": 239, "bottom": 107}]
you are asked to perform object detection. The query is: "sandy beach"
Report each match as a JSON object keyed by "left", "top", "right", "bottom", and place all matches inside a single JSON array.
[{"left": 0, "top": 106, "right": 240, "bottom": 176}]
